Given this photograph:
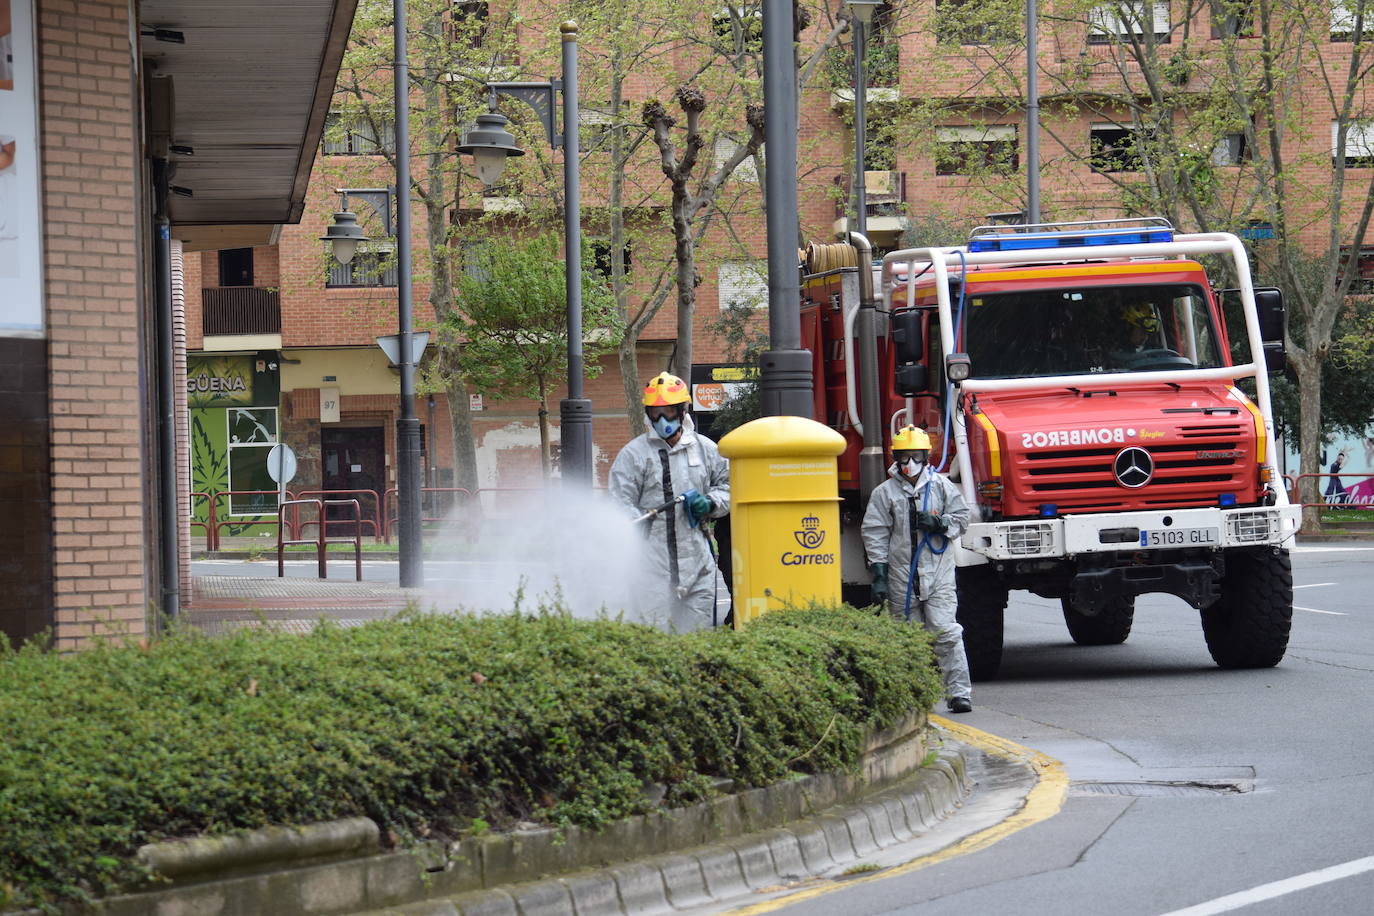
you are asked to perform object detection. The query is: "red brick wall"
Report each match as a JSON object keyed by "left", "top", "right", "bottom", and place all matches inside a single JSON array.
[{"left": 39, "top": 0, "right": 149, "bottom": 647}]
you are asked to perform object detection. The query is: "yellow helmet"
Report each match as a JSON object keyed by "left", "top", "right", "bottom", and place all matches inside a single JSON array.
[
  {"left": 891, "top": 426, "right": 932, "bottom": 451},
  {"left": 1123, "top": 302, "right": 1160, "bottom": 333},
  {"left": 642, "top": 371, "right": 691, "bottom": 407}
]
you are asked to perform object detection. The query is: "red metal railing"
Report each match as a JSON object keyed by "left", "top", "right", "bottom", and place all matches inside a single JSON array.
[
  {"left": 189, "top": 491, "right": 216, "bottom": 550},
  {"left": 292, "top": 489, "right": 382, "bottom": 542},
  {"left": 382, "top": 487, "right": 476, "bottom": 542},
  {"left": 277, "top": 498, "right": 363, "bottom": 581},
  {"left": 210, "top": 490, "right": 291, "bottom": 547},
  {"left": 1290, "top": 473, "right": 1374, "bottom": 510}
]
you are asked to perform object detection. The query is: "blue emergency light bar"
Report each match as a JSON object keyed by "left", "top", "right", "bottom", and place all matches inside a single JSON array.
[{"left": 968, "top": 227, "right": 1174, "bottom": 253}]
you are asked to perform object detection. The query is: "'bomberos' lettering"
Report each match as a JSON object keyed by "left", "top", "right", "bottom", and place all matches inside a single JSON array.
[{"left": 1020, "top": 427, "right": 1132, "bottom": 448}]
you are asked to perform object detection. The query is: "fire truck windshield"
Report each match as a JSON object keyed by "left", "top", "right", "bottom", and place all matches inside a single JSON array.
[{"left": 961, "top": 283, "right": 1226, "bottom": 379}]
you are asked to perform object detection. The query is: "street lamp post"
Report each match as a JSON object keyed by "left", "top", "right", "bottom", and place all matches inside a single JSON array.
[
  {"left": 847, "top": 0, "right": 881, "bottom": 240},
  {"left": 321, "top": 0, "right": 424, "bottom": 588},
  {"left": 1026, "top": 0, "right": 1041, "bottom": 224},
  {"left": 759, "top": 0, "right": 813, "bottom": 418},
  {"left": 458, "top": 22, "right": 592, "bottom": 486}
]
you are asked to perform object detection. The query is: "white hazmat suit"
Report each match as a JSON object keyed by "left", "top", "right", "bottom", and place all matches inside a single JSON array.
[
  {"left": 609, "top": 414, "right": 731, "bottom": 632},
  {"left": 861, "top": 462, "right": 972, "bottom": 704}
]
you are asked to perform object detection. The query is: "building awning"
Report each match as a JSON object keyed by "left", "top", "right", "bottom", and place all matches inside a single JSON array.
[{"left": 139, "top": 0, "right": 358, "bottom": 250}]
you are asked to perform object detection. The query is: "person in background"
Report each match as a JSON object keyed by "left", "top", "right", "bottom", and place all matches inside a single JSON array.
[
  {"left": 1325, "top": 450, "right": 1349, "bottom": 504},
  {"left": 1109, "top": 300, "right": 1163, "bottom": 368},
  {"left": 609, "top": 371, "right": 730, "bottom": 632},
  {"left": 862, "top": 426, "right": 973, "bottom": 713}
]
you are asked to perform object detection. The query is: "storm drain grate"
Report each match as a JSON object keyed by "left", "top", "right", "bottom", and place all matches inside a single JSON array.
[{"left": 1070, "top": 780, "right": 1252, "bottom": 798}]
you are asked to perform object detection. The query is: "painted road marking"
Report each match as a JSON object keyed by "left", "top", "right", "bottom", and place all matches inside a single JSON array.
[
  {"left": 1293, "top": 582, "right": 1336, "bottom": 589},
  {"left": 723, "top": 717, "right": 1067, "bottom": 915},
  {"left": 1292, "top": 545, "right": 1374, "bottom": 552},
  {"left": 1294, "top": 605, "right": 1346, "bottom": 616},
  {"left": 1158, "top": 855, "right": 1374, "bottom": 916}
]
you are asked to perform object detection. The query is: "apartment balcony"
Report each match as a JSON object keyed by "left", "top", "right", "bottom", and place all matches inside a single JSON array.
[
  {"left": 201, "top": 286, "right": 282, "bottom": 351},
  {"left": 832, "top": 171, "right": 909, "bottom": 245}
]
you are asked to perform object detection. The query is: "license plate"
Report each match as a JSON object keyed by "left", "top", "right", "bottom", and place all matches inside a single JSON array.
[{"left": 1140, "top": 526, "right": 1219, "bottom": 547}]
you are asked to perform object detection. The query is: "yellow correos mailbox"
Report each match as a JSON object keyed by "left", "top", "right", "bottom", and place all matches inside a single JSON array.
[{"left": 717, "top": 416, "right": 847, "bottom": 627}]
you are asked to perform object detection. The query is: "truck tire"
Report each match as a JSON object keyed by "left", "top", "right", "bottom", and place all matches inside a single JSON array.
[
  {"left": 1061, "top": 596, "right": 1134, "bottom": 646},
  {"left": 957, "top": 565, "right": 1008, "bottom": 681},
  {"left": 1201, "top": 548, "right": 1293, "bottom": 669}
]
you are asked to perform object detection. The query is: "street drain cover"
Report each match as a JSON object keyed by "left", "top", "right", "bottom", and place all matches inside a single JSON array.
[{"left": 1070, "top": 780, "right": 1252, "bottom": 798}]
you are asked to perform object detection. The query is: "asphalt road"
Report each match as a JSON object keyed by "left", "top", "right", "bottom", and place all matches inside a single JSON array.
[{"left": 749, "top": 543, "right": 1374, "bottom": 916}]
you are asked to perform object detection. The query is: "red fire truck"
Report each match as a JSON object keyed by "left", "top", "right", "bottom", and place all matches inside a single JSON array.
[{"left": 799, "top": 219, "right": 1299, "bottom": 679}]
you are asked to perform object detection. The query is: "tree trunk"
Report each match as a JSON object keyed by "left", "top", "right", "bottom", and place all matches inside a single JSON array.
[
  {"left": 418, "top": 23, "right": 479, "bottom": 494},
  {"left": 439, "top": 345, "right": 480, "bottom": 493},
  {"left": 538, "top": 381, "right": 551, "bottom": 479},
  {"left": 1291, "top": 345, "right": 1324, "bottom": 534},
  {"left": 619, "top": 342, "right": 645, "bottom": 436},
  {"left": 669, "top": 200, "right": 696, "bottom": 382},
  {"left": 608, "top": 59, "right": 649, "bottom": 440}
]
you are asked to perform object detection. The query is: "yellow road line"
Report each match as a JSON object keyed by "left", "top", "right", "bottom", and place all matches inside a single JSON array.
[{"left": 723, "top": 716, "right": 1067, "bottom": 915}]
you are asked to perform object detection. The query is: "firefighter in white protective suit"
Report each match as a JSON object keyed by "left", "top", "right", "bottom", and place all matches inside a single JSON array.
[
  {"left": 609, "top": 372, "right": 731, "bottom": 632},
  {"left": 861, "top": 426, "right": 974, "bottom": 713}
]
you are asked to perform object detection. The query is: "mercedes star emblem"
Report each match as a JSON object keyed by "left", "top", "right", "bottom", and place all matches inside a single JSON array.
[{"left": 1114, "top": 447, "right": 1154, "bottom": 488}]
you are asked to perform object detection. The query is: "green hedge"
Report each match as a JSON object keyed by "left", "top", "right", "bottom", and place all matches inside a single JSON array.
[{"left": 0, "top": 606, "right": 939, "bottom": 909}]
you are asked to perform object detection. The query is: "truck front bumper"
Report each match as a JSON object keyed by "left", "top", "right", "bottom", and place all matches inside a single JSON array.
[{"left": 962, "top": 504, "right": 1301, "bottom": 562}]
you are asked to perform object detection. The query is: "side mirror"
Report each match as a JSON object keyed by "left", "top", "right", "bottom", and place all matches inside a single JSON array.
[
  {"left": 891, "top": 308, "right": 927, "bottom": 396},
  {"left": 1254, "top": 287, "right": 1285, "bottom": 342},
  {"left": 891, "top": 309, "right": 923, "bottom": 365},
  {"left": 895, "top": 364, "right": 929, "bottom": 395},
  {"left": 1263, "top": 342, "right": 1287, "bottom": 374}
]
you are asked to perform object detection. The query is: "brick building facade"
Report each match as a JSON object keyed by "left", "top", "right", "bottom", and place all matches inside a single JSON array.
[
  {"left": 187, "top": 0, "right": 1372, "bottom": 519},
  {"left": 1, "top": 0, "right": 357, "bottom": 649}
]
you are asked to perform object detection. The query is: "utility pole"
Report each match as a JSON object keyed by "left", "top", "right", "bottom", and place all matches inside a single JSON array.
[{"left": 759, "top": 0, "right": 813, "bottom": 417}]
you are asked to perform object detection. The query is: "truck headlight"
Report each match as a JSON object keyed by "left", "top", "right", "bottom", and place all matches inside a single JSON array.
[{"left": 1226, "top": 510, "right": 1277, "bottom": 544}]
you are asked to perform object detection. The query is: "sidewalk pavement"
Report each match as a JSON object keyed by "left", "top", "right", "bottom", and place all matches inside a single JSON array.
[{"left": 187, "top": 575, "right": 424, "bottom": 635}]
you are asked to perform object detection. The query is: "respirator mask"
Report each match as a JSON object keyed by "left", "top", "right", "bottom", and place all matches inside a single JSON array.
[
  {"left": 649, "top": 406, "right": 684, "bottom": 440},
  {"left": 896, "top": 451, "right": 928, "bottom": 478}
]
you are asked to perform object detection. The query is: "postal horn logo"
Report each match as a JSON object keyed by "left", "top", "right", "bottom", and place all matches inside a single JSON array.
[{"left": 794, "top": 515, "right": 825, "bottom": 549}]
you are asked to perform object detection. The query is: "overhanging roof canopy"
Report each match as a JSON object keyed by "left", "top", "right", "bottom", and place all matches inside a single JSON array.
[{"left": 140, "top": 0, "right": 358, "bottom": 247}]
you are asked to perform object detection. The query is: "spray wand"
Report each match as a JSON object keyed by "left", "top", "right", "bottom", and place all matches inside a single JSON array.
[
  {"left": 634, "top": 489, "right": 713, "bottom": 527},
  {"left": 633, "top": 494, "right": 685, "bottom": 524}
]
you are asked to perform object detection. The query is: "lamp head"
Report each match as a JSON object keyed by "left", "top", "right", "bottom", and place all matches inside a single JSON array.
[
  {"left": 319, "top": 211, "right": 369, "bottom": 265},
  {"left": 458, "top": 111, "right": 525, "bottom": 187},
  {"left": 846, "top": 0, "right": 882, "bottom": 25}
]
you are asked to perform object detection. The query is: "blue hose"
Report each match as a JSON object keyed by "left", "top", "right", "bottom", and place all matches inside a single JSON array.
[{"left": 901, "top": 476, "right": 949, "bottom": 622}]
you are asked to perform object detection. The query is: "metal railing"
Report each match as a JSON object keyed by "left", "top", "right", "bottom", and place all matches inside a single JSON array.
[
  {"left": 1289, "top": 473, "right": 1374, "bottom": 511},
  {"left": 277, "top": 498, "right": 363, "bottom": 581},
  {"left": 382, "top": 487, "right": 476, "bottom": 543},
  {"left": 292, "top": 489, "right": 383, "bottom": 542},
  {"left": 834, "top": 170, "right": 906, "bottom": 218},
  {"left": 189, "top": 491, "right": 216, "bottom": 550},
  {"left": 209, "top": 490, "right": 288, "bottom": 548},
  {"left": 194, "top": 484, "right": 609, "bottom": 549},
  {"left": 201, "top": 287, "right": 281, "bottom": 336}
]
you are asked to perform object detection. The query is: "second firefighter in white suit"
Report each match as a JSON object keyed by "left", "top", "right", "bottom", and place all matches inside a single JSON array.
[{"left": 861, "top": 426, "right": 973, "bottom": 712}]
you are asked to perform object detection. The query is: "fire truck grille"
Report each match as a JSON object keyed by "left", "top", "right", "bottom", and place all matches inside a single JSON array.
[{"left": 1018, "top": 432, "right": 1250, "bottom": 509}]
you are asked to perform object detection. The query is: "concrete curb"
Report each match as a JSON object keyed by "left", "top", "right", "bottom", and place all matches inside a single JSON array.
[
  {"left": 4, "top": 714, "right": 977, "bottom": 916},
  {"left": 351, "top": 747, "right": 971, "bottom": 916}
]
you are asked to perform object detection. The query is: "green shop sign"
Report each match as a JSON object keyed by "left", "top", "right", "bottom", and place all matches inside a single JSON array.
[{"left": 187, "top": 353, "right": 280, "bottom": 408}]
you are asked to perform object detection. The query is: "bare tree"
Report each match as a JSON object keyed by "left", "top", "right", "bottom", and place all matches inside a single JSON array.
[{"left": 643, "top": 91, "right": 766, "bottom": 382}]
